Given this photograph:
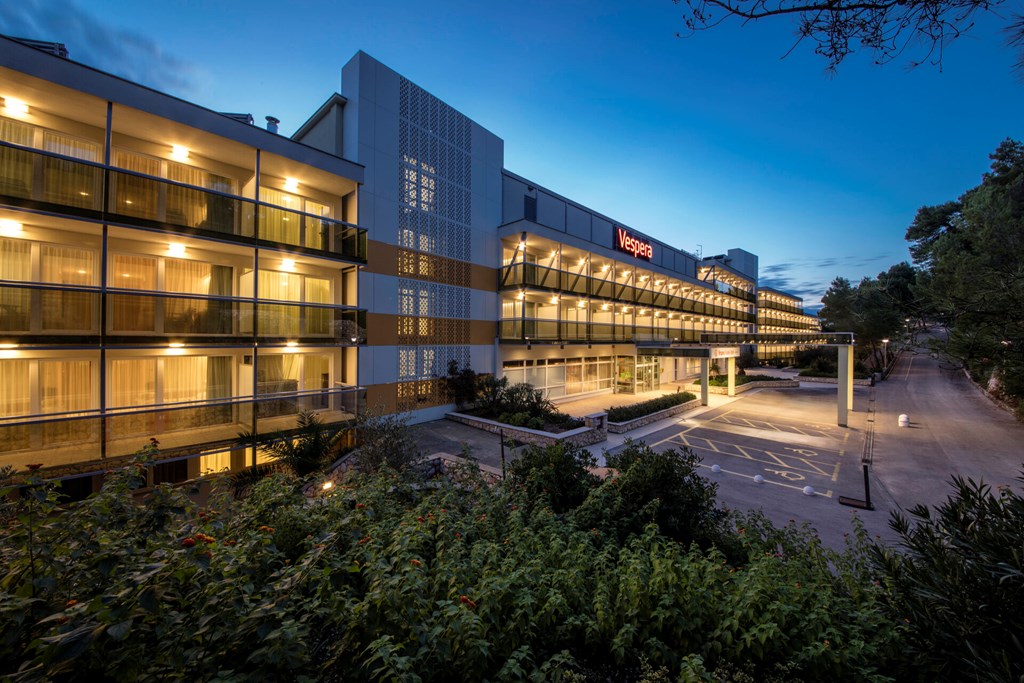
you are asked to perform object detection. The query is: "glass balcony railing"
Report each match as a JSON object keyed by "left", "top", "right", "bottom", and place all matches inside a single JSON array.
[
  {"left": 0, "top": 387, "right": 362, "bottom": 472},
  {"left": 502, "top": 263, "right": 756, "bottom": 324},
  {"left": 757, "top": 315, "right": 819, "bottom": 331},
  {"left": 758, "top": 300, "right": 806, "bottom": 315},
  {"left": 500, "top": 319, "right": 707, "bottom": 344},
  {"left": 701, "top": 332, "right": 855, "bottom": 345},
  {"left": 0, "top": 142, "right": 367, "bottom": 263},
  {"left": 0, "top": 283, "right": 365, "bottom": 343}
]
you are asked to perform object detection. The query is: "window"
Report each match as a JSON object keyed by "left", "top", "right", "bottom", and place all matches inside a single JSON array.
[
  {"left": 0, "top": 360, "right": 30, "bottom": 417},
  {"left": 109, "top": 254, "right": 157, "bottom": 332},
  {"left": 41, "top": 245, "right": 96, "bottom": 331},
  {"left": 0, "top": 238, "right": 31, "bottom": 331}
]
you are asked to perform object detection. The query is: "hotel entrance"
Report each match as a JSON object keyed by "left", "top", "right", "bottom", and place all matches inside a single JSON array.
[{"left": 614, "top": 354, "right": 661, "bottom": 394}]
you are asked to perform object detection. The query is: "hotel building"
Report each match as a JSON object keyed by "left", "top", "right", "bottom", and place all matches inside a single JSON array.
[
  {"left": 756, "top": 287, "right": 821, "bottom": 366},
  {"left": 0, "top": 43, "right": 812, "bottom": 483}
]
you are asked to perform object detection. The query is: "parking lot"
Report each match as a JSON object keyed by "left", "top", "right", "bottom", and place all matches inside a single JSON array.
[{"left": 609, "top": 385, "right": 902, "bottom": 549}]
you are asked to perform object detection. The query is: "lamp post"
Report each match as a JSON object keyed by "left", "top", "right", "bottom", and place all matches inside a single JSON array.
[{"left": 881, "top": 338, "right": 890, "bottom": 375}]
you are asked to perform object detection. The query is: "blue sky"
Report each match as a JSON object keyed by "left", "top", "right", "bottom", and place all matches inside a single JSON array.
[{"left": 3, "top": 0, "right": 1022, "bottom": 307}]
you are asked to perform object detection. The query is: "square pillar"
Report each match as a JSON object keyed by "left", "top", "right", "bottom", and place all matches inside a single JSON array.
[
  {"left": 700, "top": 358, "right": 710, "bottom": 406},
  {"left": 726, "top": 356, "right": 736, "bottom": 397},
  {"left": 837, "top": 344, "right": 854, "bottom": 427}
]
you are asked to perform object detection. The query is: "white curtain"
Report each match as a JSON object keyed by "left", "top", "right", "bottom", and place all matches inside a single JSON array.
[
  {"left": 0, "top": 118, "right": 34, "bottom": 199},
  {"left": 114, "top": 151, "right": 160, "bottom": 219},
  {"left": 41, "top": 245, "right": 96, "bottom": 331},
  {"left": 110, "top": 255, "right": 156, "bottom": 332},
  {"left": 109, "top": 358, "right": 156, "bottom": 408},
  {"left": 305, "top": 277, "right": 331, "bottom": 335},
  {"left": 258, "top": 270, "right": 301, "bottom": 336},
  {"left": 0, "top": 360, "right": 30, "bottom": 416},
  {"left": 42, "top": 131, "right": 101, "bottom": 209},
  {"left": 0, "top": 238, "right": 31, "bottom": 332},
  {"left": 39, "top": 360, "right": 91, "bottom": 414},
  {"left": 258, "top": 188, "right": 299, "bottom": 245}
]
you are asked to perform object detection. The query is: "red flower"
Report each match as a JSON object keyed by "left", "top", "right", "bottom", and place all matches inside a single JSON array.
[
  {"left": 356, "top": 503, "right": 365, "bottom": 509},
  {"left": 410, "top": 559, "right": 422, "bottom": 567},
  {"left": 181, "top": 537, "right": 196, "bottom": 548},
  {"left": 195, "top": 533, "right": 216, "bottom": 544},
  {"left": 26, "top": 464, "right": 42, "bottom": 471},
  {"left": 357, "top": 536, "right": 371, "bottom": 545},
  {"left": 416, "top": 516, "right": 425, "bottom": 523},
  {"left": 454, "top": 532, "right": 462, "bottom": 539},
  {"left": 258, "top": 525, "right": 274, "bottom": 533},
  {"left": 459, "top": 595, "right": 477, "bottom": 609}
]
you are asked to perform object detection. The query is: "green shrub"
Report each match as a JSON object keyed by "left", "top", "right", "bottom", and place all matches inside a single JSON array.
[
  {"left": 0, "top": 447, "right": 904, "bottom": 681},
  {"left": 871, "top": 475, "right": 1024, "bottom": 682},
  {"left": 694, "top": 375, "right": 786, "bottom": 387},
  {"left": 506, "top": 441, "right": 599, "bottom": 513},
  {"left": 607, "top": 392, "right": 697, "bottom": 423},
  {"left": 576, "top": 441, "right": 728, "bottom": 551}
]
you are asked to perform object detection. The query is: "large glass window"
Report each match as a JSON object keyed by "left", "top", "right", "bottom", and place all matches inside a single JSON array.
[
  {"left": 0, "top": 360, "right": 30, "bottom": 417},
  {"left": 41, "top": 245, "right": 96, "bottom": 331},
  {"left": 165, "top": 259, "right": 233, "bottom": 334},
  {"left": 110, "top": 254, "right": 157, "bottom": 332}
]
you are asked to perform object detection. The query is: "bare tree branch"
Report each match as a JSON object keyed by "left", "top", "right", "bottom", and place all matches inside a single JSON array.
[{"left": 673, "top": 0, "right": 1010, "bottom": 71}]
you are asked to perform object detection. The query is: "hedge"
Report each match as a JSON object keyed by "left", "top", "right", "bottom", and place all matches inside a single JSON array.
[{"left": 607, "top": 391, "right": 696, "bottom": 423}]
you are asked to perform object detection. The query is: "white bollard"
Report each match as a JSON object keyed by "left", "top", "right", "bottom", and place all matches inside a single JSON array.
[
  {"left": 802, "top": 486, "right": 815, "bottom": 496},
  {"left": 898, "top": 414, "right": 910, "bottom": 427},
  {"left": 753, "top": 474, "right": 765, "bottom": 484},
  {"left": 711, "top": 464, "right": 721, "bottom": 473}
]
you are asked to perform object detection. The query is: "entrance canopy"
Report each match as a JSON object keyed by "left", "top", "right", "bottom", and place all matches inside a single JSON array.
[{"left": 636, "top": 344, "right": 741, "bottom": 359}]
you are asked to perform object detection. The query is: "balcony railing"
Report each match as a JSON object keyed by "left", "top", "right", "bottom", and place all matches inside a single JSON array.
[
  {"left": 502, "top": 263, "right": 756, "bottom": 324},
  {"left": 0, "top": 142, "right": 367, "bottom": 263},
  {"left": 0, "top": 282, "right": 365, "bottom": 343},
  {"left": 500, "top": 319, "right": 709, "bottom": 344},
  {"left": 0, "top": 387, "right": 362, "bottom": 471}
]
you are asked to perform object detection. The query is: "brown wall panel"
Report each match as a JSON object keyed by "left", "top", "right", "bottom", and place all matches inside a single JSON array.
[
  {"left": 366, "top": 313, "right": 399, "bottom": 346},
  {"left": 365, "top": 241, "right": 399, "bottom": 277},
  {"left": 364, "top": 383, "right": 398, "bottom": 415},
  {"left": 470, "top": 264, "right": 498, "bottom": 292},
  {"left": 470, "top": 320, "right": 497, "bottom": 345}
]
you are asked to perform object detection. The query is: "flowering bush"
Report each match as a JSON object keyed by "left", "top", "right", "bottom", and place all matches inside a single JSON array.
[{"left": 0, "top": 446, "right": 904, "bottom": 681}]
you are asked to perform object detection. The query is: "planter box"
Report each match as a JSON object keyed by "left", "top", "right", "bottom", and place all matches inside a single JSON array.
[
  {"left": 445, "top": 411, "right": 607, "bottom": 447},
  {"left": 685, "top": 379, "right": 800, "bottom": 395},
  {"left": 607, "top": 398, "right": 702, "bottom": 433},
  {"left": 797, "top": 376, "right": 874, "bottom": 386}
]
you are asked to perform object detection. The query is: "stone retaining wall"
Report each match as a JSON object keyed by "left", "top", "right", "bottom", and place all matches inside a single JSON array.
[
  {"left": 685, "top": 379, "right": 800, "bottom": 395},
  {"left": 607, "top": 398, "right": 702, "bottom": 433},
  {"left": 445, "top": 412, "right": 607, "bottom": 447},
  {"left": 797, "top": 375, "right": 874, "bottom": 386}
]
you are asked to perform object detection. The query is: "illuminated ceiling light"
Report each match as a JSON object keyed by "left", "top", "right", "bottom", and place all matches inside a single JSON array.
[
  {"left": 284, "top": 177, "right": 299, "bottom": 192},
  {"left": 578, "top": 257, "right": 587, "bottom": 266},
  {"left": 577, "top": 300, "right": 587, "bottom": 308},
  {"left": 550, "top": 249, "right": 558, "bottom": 258},
  {"left": 168, "top": 243, "right": 187, "bottom": 258},
  {"left": 639, "top": 309, "right": 648, "bottom": 315},
  {"left": 655, "top": 280, "right": 664, "bottom": 286},
  {"left": 0, "top": 343, "right": 18, "bottom": 349},
  {"left": 170, "top": 144, "right": 190, "bottom": 161},
  {"left": 286, "top": 341, "right": 298, "bottom": 347},
  {"left": 668, "top": 283, "right": 677, "bottom": 289},
  {"left": 601, "top": 304, "right": 609, "bottom": 311},
  {"left": 550, "top": 295, "right": 559, "bottom": 304},
  {"left": 639, "top": 275, "right": 649, "bottom": 281},
  {"left": 0, "top": 219, "right": 23, "bottom": 237},
  {"left": 76, "top": 269, "right": 87, "bottom": 275},
  {"left": 282, "top": 259, "right": 296, "bottom": 271},
  {"left": 3, "top": 97, "right": 28, "bottom": 116},
  {"left": 168, "top": 342, "right": 184, "bottom": 348},
  {"left": 516, "top": 291, "right": 525, "bottom": 300}
]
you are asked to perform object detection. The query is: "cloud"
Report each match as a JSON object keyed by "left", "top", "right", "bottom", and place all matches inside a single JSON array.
[{"left": 0, "top": 0, "right": 207, "bottom": 97}]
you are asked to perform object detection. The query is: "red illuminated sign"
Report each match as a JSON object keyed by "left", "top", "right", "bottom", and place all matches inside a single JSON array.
[{"left": 615, "top": 227, "right": 653, "bottom": 260}]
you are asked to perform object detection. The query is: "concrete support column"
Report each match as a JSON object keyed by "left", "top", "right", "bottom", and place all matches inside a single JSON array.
[
  {"left": 726, "top": 357, "right": 736, "bottom": 397},
  {"left": 700, "top": 358, "right": 710, "bottom": 406},
  {"left": 837, "top": 344, "right": 854, "bottom": 427}
]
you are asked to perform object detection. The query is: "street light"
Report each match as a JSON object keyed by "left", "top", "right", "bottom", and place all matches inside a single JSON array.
[{"left": 881, "top": 338, "right": 890, "bottom": 374}]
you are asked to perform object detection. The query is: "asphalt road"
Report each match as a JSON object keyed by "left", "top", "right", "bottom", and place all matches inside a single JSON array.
[{"left": 871, "top": 347, "right": 1024, "bottom": 511}]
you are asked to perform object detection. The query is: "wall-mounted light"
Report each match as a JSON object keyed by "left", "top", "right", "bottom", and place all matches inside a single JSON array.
[
  {"left": 3, "top": 97, "right": 28, "bottom": 116},
  {"left": 168, "top": 243, "right": 187, "bottom": 258},
  {"left": 0, "top": 219, "right": 23, "bottom": 237},
  {"left": 516, "top": 291, "right": 525, "bottom": 301},
  {"left": 577, "top": 300, "right": 587, "bottom": 308},
  {"left": 282, "top": 259, "right": 296, "bottom": 271},
  {"left": 550, "top": 295, "right": 559, "bottom": 305},
  {"left": 286, "top": 341, "right": 298, "bottom": 347},
  {"left": 284, "top": 177, "right": 299, "bottom": 192},
  {"left": 168, "top": 342, "right": 185, "bottom": 348},
  {"left": 170, "top": 145, "right": 190, "bottom": 161}
]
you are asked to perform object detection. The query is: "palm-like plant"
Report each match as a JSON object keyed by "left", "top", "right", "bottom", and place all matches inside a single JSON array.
[{"left": 237, "top": 410, "right": 344, "bottom": 477}]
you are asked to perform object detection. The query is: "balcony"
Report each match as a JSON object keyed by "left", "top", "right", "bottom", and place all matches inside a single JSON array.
[
  {"left": 0, "top": 283, "right": 366, "bottom": 344},
  {"left": 502, "top": 263, "right": 755, "bottom": 324},
  {"left": 0, "top": 142, "right": 367, "bottom": 263},
  {"left": 0, "top": 387, "right": 362, "bottom": 472},
  {"left": 499, "top": 319, "right": 705, "bottom": 344}
]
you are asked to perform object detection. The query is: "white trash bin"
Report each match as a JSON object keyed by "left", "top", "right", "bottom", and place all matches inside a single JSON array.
[{"left": 898, "top": 414, "right": 910, "bottom": 427}]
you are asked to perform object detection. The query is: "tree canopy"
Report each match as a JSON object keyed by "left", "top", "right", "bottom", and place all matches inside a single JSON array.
[
  {"left": 673, "top": 0, "right": 1022, "bottom": 72},
  {"left": 907, "top": 138, "right": 1024, "bottom": 408}
]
